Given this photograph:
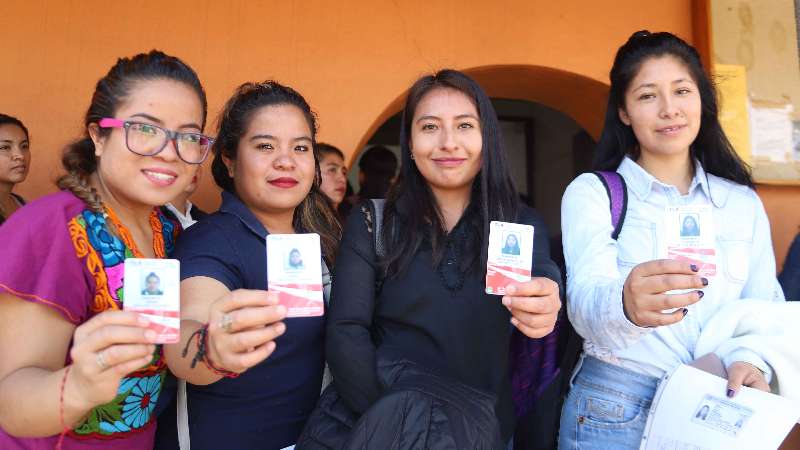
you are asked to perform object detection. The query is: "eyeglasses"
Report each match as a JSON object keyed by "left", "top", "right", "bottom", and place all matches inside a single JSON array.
[{"left": 98, "top": 118, "right": 214, "bottom": 165}]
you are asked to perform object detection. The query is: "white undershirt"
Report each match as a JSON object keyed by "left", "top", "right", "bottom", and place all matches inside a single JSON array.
[{"left": 165, "top": 201, "right": 196, "bottom": 229}]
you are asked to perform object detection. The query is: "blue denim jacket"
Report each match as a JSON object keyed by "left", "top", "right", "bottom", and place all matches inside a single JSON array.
[{"left": 561, "top": 157, "right": 785, "bottom": 381}]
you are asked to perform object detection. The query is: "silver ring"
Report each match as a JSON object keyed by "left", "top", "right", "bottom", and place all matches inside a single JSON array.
[
  {"left": 96, "top": 351, "right": 109, "bottom": 371},
  {"left": 220, "top": 313, "right": 233, "bottom": 333}
]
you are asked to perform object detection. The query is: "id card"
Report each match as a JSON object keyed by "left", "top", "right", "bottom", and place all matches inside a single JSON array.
[
  {"left": 123, "top": 258, "right": 180, "bottom": 344},
  {"left": 485, "top": 221, "right": 534, "bottom": 295},
  {"left": 664, "top": 205, "right": 716, "bottom": 277},
  {"left": 691, "top": 394, "right": 753, "bottom": 437},
  {"left": 266, "top": 234, "right": 324, "bottom": 317}
]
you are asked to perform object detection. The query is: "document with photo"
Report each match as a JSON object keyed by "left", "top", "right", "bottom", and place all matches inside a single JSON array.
[
  {"left": 663, "top": 204, "right": 716, "bottom": 277},
  {"left": 266, "top": 233, "right": 324, "bottom": 317},
  {"left": 123, "top": 258, "right": 180, "bottom": 344},
  {"left": 485, "top": 221, "right": 533, "bottom": 295},
  {"left": 639, "top": 364, "right": 800, "bottom": 450}
]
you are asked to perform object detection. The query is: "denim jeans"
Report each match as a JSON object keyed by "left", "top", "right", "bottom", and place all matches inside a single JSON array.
[{"left": 558, "top": 355, "right": 660, "bottom": 450}]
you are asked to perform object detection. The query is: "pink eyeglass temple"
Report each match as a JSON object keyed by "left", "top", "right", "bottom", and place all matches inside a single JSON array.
[
  {"left": 98, "top": 118, "right": 125, "bottom": 128},
  {"left": 97, "top": 117, "right": 213, "bottom": 146}
]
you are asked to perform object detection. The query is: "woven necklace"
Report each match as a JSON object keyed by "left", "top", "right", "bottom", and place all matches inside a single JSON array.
[{"left": 103, "top": 205, "right": 166, "bottom": 258}]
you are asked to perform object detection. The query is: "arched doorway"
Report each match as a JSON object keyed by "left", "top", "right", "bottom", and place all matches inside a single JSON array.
[{"left": 351, "top": 65, "right": 609, "bottom": 241}]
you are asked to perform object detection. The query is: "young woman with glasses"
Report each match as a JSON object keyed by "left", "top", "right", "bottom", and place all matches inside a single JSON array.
[{"left": 0, "top": 50, "right": 211, "bottom": 449}]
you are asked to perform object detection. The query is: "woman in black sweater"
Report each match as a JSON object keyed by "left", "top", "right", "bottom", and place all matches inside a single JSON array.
[{"left": 325, "top": 70, "right": 562, "bottom": 446}]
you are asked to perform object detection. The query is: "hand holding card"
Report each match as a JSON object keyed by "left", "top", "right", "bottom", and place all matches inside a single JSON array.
[
  {"left": 267, "top": 233, "right": 324, "bottom": 318},
  {"left": 502, "top": 278, "right": 561, "bottom": 338},
  {"left": 123, "top": 258, "right": 180, "bottom": 344},
  {"left": 205, "top": 289, "right": 287, "bottom": 374}
]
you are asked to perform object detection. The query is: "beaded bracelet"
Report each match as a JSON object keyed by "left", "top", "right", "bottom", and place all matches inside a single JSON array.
[{"left": 182, "top": 324, "right": 239, "bottom": 378}]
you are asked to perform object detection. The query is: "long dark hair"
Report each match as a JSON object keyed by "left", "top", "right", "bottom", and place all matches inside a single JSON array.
[
  {"left": 381, "top": 69, "right": 518, "bottom": 277},
  {"left": 211, "top": 81, "right": 342, "bottom": 266},
  {"left": 314, "top": 142, "right": 345, "bottom": 161},
  {"left": 56, "top": 50, "right": 207, "bottom": 211},
  {"left": 594, "top": 30, "right": 753, "bottom": 188},
  {"left": 0, "top": 114, "right": 29, "bottom": 140},
  {"left": 358, "top": 145, "right": 397, "bottom": 199}
]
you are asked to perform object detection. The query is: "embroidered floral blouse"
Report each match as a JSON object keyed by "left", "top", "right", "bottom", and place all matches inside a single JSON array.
[{"left": 0, "top": 190, "right": 178, "bottom": 449}]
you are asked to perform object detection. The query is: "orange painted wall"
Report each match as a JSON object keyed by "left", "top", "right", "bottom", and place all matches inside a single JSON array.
[
  {"left": 1, "top": 0, "right": 694, "bottom": 204},
  {"left": 2, "top": 0, "right": 797, "bottom": 266},
  {"left": 758, "top": 184, "right": 800, "bottom": 270}
]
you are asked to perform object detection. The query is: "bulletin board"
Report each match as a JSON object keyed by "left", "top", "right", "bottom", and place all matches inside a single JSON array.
[{"left": 711, "top": 0, "right": 800, "bottom": 184}]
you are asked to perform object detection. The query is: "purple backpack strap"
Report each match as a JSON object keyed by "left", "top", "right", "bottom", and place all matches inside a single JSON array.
[{"left": 593, "top": 171, "right": 628, "bottom": 240}]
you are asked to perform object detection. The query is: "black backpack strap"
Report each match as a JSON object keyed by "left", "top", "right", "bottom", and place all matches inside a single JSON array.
[
  {"left": 370, "top": 199, "right": 386, "bottom": 258},
  {"left": 361, "top": 199, "right": 387, "bottom": 293},
  {"left": 593, "top": 171, "right": 628, "bottom": 240}
]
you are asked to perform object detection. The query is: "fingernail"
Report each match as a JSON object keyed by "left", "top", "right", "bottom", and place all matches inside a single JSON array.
[
  {"left": 510, "top": 317, "right": 518, "bottom": 327},
  {"left": 276, "top": 305, "right": 287, "bottom": 316},
  {"left": 145, "top": 330, "right": 157, "bottom": 342},
  {"left": 501, "top": 297, "right": 511, "bottom": 307},
  {"left": 697, "top": 290, "right": 704, "bottom": 298},
  {"left": 276, "top": 322, "right": 286, "bottom": 334},
  {"left": 682, "top": 308, "right": 688, "bottom": 317},
  {"left": 506, "top": 285, "right": 516, "bottom": 295},
  {"left": 690, "top": 264, "right": 699, "bottom": 272},
  {"left": 701, "top": 277, "right": 708, "bottom": 286},
  {"left": 727, "top": 388, "right": 735, "bottom": 398}
]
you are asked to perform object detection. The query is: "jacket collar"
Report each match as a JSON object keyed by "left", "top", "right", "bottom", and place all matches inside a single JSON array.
[{"left": 617, "top": 156, "right": 728, "bottom": 208}]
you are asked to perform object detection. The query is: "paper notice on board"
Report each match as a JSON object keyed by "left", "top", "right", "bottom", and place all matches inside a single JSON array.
[
  {"left": 639, "top": 365, "right": 800, "bottom": 450},
  {"left": 749, "top": 103, "right": 794, "bottom": 163},
  {"left": 714, "top": 64, "right": 752, "bottom": 165}
]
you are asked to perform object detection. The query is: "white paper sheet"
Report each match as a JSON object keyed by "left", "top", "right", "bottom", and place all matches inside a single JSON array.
[
  {"left": 640, "top": 365, "right": 800, "bottom": 450},
  {"left": 749, "top": 103, "right": 794, "bottom": 163}
]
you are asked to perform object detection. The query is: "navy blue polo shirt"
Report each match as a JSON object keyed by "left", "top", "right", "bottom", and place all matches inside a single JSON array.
[{"left": 174, "top": 191, "right": 325, "bottom": 450}]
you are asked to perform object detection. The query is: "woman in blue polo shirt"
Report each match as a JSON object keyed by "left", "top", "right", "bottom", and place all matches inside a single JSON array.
[{"left": 163, "top": 81, "right": 341, "bottom": 450}]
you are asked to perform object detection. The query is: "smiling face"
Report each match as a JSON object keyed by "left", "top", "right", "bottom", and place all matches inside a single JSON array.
[
  {"left": 225, "top": 104, "right": 315, "bottom": 216},
  {"left": 145, "top": 275, "right": 160, "bottom": 293},
  {"left": 0, "top": 124, "right": 30, "bottom": 187},
  {"left": 319, "top": 152, "right": 347, "bottom": 207},
  {"left": 506, "top": 234, "right": 518, "bottom": 248},
  {"left": 683, "top": 215, "right": 698, "bottom": 231},
  {"left": 289, "top": 249, "right": 302, "bottom": 266},
  {"left": 89, "top": 78, "right": 203, "bottom": 207},
  {"left": 619, "top": 55, "right": 702, "bottom": 161},
  {"left": 410, "top": 87, "right": 482, "bottom": 196}
]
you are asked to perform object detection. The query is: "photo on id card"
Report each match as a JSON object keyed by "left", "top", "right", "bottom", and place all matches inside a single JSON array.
[
  {"left": 123, "top": 258, "right": 180, "bottom": 343},
  {"left": 485, "top": 221, "right": 533, "bottom": 295},
  {"left": 266, "top": 233, "right": 324, "bottom": 317},
  {"left": 664, "top": 205, "right": 716, "bottom": 277}
]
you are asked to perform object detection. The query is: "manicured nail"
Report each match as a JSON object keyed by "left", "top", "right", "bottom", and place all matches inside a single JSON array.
[
  {"left": 501, "top": 297, "right": 511, "bottom": 307},
  {"left": 701, "top": 278, "right": 709, "bottom": 286},
  {"left": 506, "top": 285, "right": 517, "bottom": 295},
  {"left": 727, "top": 388, "right": 735, "bottom": 398},
  {"left": 276, "top": 305, "right": 287, "bottom": 316},
  {"left": 697, "top": 290, "right": 704, "bottom": 298},
  {"left": 682, "top": 308, "right": 688, "bottom": 317},
  {"left": 690, "top": 264, "right": 699, "bottom": 272},
  {"left": 510, "top": 317, "right": 519, "bottom": 327},
  {"left": 145, "top": 330, "right": 157, "bottom": 342}
]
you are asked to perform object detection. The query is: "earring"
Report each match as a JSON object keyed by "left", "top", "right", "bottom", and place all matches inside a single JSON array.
[{"left": 410, "top": 153, "right": 415, "bottom": 160}]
